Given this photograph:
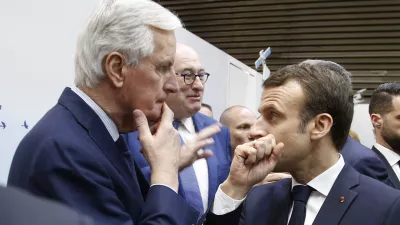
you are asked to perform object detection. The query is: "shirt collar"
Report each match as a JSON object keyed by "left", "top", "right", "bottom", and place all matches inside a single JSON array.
[
  {"left": 71, "top": 86, "right": 119, "bottom": 141},
  {"left": 292, "top": 154, "right": 345, "bottom": 197},
  {"left": 179, "top": 117, "right": 196, "bottom": 134},
  {"left": 374, "top": 143, "right": 400, "bottom": 167}
]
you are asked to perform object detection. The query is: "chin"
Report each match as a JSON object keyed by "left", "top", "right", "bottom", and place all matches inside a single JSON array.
[{"left": 142, "top": 108, "right": 162, "bottom": 123}]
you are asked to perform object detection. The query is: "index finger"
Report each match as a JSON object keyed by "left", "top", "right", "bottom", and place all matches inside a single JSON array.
[
  {"left": 159, "top": 103, "right": 175, "bottom": 127},
  {"left": 195, "top": 123, "right": 221, "bottom": 140},
  {"left": 133, "top": 109, "right": 151, "bottom": 138}
]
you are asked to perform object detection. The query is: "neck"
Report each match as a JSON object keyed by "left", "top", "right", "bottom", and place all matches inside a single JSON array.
[
  {"left": 290, "top": 142, "right": 339, "bottom": 184},
  {"left": 376, "top": 133, "right": 394, "bottom": 151},
  {"left": 79, "top": 83, "right": 135, "bottom": 133}
]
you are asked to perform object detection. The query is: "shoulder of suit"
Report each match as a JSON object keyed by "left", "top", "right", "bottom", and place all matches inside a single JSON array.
[
  {"left": 358, "top": 173, "right": 400, "bottom": 197},
  {"left": 194, "top": 113, "right": 228, "bottom": 130}
]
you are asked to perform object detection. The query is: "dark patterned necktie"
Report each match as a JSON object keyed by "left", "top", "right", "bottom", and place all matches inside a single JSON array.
[{"left": 288, "top": 185, "right": 314, "bottom": 225}]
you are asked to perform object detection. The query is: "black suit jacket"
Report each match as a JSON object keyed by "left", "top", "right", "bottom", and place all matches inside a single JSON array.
[
  {"left": 0, "top": 185, "right": 94, "bottom": 225},
  {"left": 206, "top": 165, "right": 400, "bottom": 225},
  {"left": 372, "top": 146, "right": 400, "bottom": 189}
]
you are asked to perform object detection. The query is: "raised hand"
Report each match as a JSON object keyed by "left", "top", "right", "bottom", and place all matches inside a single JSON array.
[
  {"left": 178, "top": 123, "right": 221, "bottom": 170},
  {"left": 134, "top": 103, "right": 181, "bottom": 191},
  {"left": 220, "top": 134, "right": 284, "bottom": 199}
]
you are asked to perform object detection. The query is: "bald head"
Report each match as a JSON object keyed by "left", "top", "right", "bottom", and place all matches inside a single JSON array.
[
  {"left": 166, "top": 43, "right": 205, "bottom": 119},
  {"left": 220, "top": 105, "right": 257, "bottom": 152},
  {"left": 175, "top": 43, "right": 200, "bottom": 59}
]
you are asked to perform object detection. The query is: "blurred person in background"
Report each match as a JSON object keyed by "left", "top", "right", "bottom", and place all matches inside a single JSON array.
[
  {"left": 199, "top": 103, "right": 214, "bottom": 117},
  {"left": 370, "top": 82, "right": 400, "bottom": 189}
]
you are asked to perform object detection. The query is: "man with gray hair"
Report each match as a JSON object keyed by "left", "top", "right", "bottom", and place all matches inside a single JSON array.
[{"left": 8, "top": 0, "right": 219, "bottom": 224}]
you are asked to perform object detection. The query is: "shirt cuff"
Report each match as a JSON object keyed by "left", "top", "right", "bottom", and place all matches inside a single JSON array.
[
  {"left": 211, "top": 184, "right": 245, "bottom": 215},
  {"left": 150, "top": 184, "right": 178, "bottom": 194}
]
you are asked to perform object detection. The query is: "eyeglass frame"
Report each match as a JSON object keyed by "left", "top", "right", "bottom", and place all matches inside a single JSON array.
[{"left": 175, "top": 72, "right": 210, "bottom": 85}]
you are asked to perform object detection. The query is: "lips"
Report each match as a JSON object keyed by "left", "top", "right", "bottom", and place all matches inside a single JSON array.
[{"left": 187, "top": 96, "right": 201, "bottom": 100}]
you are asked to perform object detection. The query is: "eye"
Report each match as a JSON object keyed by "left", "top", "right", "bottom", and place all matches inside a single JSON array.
[
  {"left": 237, "top": 124, "right": 251, "bottom": 130},
  {"left": 267, "top": 112, "right": 279, "bottom": 121}
]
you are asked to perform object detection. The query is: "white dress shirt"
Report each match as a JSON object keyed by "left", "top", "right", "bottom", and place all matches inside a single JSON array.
[
  {"left": 374, "top": 143, "right": 400, "bottom": 181},
  {"left": 177, "top": 117, "right": 209, "bottom": 213},
  {"left": 71, "top": 86, "right": 176, "bottom": 192},
  {"left": 212, "top": 154, "right": 345, "bottom": 225},
  {"left": 288, "top": 155, "right": 344, "bottom": 225}
]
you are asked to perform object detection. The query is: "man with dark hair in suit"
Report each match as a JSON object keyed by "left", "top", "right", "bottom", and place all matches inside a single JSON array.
[
  {"left": 370, "top": 82, "right": 400, "bottom": 189},
  {"left": 302, "top": 60, "right": 390, "bottom": 186},
  {"left": 1, "top": 185, "right": 94, "bottom": 225},
  {"left": 7, "top": 1, "right": 220, "bottom": 224},
  {"left": 205, "top": 61, "right": 400, "bottom": 225},
  {"left": 123, "top": 43, "right": 232, "bottom": 220}
]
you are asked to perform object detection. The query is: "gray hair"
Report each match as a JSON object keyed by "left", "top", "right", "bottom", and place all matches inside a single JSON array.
[{"left": 74, "top": 0, "right": 182, "bottom": 88}]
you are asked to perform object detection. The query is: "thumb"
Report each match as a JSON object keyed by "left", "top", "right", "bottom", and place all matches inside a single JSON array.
[
  {"left": 269, "top": 142, "right": 284, "bottom": 164},
  {"left": 133, "top": 109, "right": 151, "bottom": 140}
]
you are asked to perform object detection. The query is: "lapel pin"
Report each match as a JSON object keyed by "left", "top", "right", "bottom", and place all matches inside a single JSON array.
[{"left": 340, "top": 196, "right": 345, "bottom": 203}]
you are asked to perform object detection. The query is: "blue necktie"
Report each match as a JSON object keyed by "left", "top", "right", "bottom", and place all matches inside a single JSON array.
[
  {"left": 116, "top": 135, "right": 141, "bottom": 195},
  {"left": 288, "top": 185, "right": 314, "bottom": 225},
  {"left": 173, "top": 120, "right": 204, "bottom": 214}
]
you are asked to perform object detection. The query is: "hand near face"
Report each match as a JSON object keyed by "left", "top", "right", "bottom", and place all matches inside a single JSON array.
[
  {"left": 134, "top": 103, "right": 181, "bottom": 191},
  {"left": 139, "top": 121, "right": 221, "bottom": 171},
  {"left": 220, "top": 134, "right": 284, "bottom": 199},
  {"left": 178, "top": 123, "right": 221, "bottom": 170}
]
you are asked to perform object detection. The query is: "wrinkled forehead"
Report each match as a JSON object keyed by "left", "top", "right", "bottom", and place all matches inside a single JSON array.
[
  {"left": 259, "top": 81, "right": 305, "bottom": 113},
  {"left": 174, "top": 45, "right": 203, "bottom": 72}
]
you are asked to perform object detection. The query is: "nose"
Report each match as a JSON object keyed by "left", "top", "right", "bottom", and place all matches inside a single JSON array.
[
  {"left": 249, "top": 118, "right": 268, "bottom": 141},
  {"left": 191, "top": 76, "right": 204, "bottom": 91},
  {"left": 164, "top": 70, "right": 179, "bottom": 94}
]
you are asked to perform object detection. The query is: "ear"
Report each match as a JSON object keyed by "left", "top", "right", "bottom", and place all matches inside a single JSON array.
[
  {"left": 371, "top": 113, "right": 383, "bottom": 129},
  {"left": 104, "top": 52, "right": 127, "bottom": 88},
  {"left": 310, "top": 113, "right": 333, "bottom": 141}
]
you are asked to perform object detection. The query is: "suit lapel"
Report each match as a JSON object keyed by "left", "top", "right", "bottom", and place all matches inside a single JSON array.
[
  {"left": 372, "top": 146, "right": 400, "bottom": 189},
  {"left": 312, "top": 165, "right": 358, "bottom": 225},
  {"left": 192, "top": 114, "right": 218, "bottom": 209},
  {"left": 58, "top": 88, "right": 144, "bottom": 204}
]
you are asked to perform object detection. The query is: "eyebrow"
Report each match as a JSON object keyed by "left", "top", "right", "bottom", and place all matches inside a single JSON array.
[
  {"left": 259, "top": 104, "right": 281, "bottom": 114},
  {"left": 159, "top": 61, "right": 173, "bottom": 67},
  {"left": 181, "top": 67, "right": 205, "bottom": 73}
]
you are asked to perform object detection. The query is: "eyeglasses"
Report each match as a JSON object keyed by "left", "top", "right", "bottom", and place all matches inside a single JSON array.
[{"left": 176, "top": 72, "right": 210, "bottom": 85}]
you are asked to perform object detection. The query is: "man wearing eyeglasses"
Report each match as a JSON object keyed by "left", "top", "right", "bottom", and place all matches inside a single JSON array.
[{"left": 122, "top": 43, "right": 232, "bottom": 220}]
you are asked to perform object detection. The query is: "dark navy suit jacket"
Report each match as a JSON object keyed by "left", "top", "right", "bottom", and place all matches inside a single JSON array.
[
  {"left": 206, "top": 165, "right": 400, "bottom": 225},
  {"left": 0, "top": 186, "right": 94, "bottom": 225},
  {"left": 122, "top": 112, "right": 232, "bottom": 212},
  {"left": 372, "top": 146, "right": 400, "bottom": 189},
  {"left": 7, "top": 88, "right": 200, "bottom": 225},
  {"left": 341, "top": 136, "right": 391, "bottom": 186}
]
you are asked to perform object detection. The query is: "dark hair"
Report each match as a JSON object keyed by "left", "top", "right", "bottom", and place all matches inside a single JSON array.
[
  {"left": 201, "top": 103, "right": 212, "bottom": 111},
  {"left": 262, "top": 61, "right": 354, "bottom": 150},
  {"left": 369, "top": 82, "right": 400, "bottom": 116}
]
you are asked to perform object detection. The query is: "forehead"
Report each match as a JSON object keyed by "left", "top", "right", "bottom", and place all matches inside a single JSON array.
[
  {"left": 391, "top": 96, "right": 400, "bottom": 112},
  {"left": 174, "top": 46, "right": 203, "bottom": 72},
  {"left": 258, "top": 80, "right": 305, "bottom": 113},
  {"left": 151, "top": 29, "right": 176, "bottom": 63},
  {"left": 230, "top": 108, "right": 257, "bottom": 123}
]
